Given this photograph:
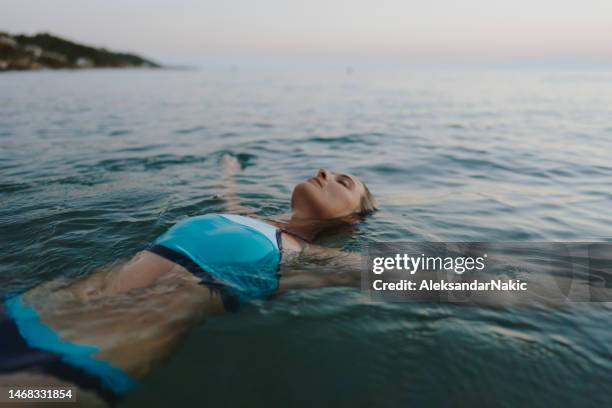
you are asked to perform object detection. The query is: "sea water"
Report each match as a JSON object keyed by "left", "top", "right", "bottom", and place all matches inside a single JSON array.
[{"left": 1, "top": 66, "right": 611, "bottom": 406}]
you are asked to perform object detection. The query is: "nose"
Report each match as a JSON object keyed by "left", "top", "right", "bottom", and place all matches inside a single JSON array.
[{"left": 317, "top": 168, "right": 330, "bottom": 180}]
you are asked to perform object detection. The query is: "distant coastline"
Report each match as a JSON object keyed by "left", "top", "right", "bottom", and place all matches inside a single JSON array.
[{"left": 0, "top": 32, "right": 160, "bottom": 71}]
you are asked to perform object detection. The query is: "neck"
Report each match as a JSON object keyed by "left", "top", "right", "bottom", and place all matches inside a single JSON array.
[{"left": 270, "top": 212, "right": 324, "bottom": 242}]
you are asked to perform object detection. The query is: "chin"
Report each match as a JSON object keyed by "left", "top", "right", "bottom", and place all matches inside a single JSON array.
[
  {"left": 292, "top": 181, "right": 315, "bottom": 198},
  {"left": 291, "top": 182, "right": 325, "bottom": 218}
]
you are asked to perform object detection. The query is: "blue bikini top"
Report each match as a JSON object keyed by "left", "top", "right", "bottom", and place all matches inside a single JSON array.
[{"left": 153, "top": 214, "right": 282, "bottom": 303}]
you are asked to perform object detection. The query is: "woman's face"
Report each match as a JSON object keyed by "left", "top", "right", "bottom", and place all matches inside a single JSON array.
[{"left": 291, "top": 169, "right": 366, "bottom": 219}]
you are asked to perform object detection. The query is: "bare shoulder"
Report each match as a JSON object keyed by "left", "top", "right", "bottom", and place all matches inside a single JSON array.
[{"left": 279, "top": 231, "right": 304, "bottom": 253}]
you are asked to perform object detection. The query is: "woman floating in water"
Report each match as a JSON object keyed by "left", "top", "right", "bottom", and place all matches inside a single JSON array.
[{"left": 0, "top": 155, "right": 377, "bottom": 406}]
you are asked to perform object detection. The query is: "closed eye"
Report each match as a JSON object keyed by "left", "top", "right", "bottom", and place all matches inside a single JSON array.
[{"left": 338, "top": 175, "right": 353, "bottom": 189}]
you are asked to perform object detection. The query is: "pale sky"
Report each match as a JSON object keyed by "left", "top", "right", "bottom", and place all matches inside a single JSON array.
[{"left": 2, "top": 0, "right": 611, "bottom": 64}]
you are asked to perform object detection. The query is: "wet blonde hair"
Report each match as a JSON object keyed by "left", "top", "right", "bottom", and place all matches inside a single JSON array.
[{"left": 359, "top": 183, "right": 377, "bottom": 215}]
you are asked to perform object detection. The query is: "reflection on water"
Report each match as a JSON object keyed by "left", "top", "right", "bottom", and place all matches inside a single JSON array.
[{"left": 1, "top": 67, "right": 612, "bottom": 406}]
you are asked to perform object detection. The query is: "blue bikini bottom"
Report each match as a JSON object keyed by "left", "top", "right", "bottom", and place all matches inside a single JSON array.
[{"left": 0, "top": 295, "right": 138, "bottom": 404}]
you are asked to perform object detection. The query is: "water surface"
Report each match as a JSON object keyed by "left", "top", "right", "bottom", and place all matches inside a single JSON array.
[{"left": 1, "top": 67, "right": 611, "bottom": 407}]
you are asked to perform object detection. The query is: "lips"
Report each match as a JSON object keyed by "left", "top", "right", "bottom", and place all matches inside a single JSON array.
[{"left": 308, "top": 177, "right": 323, "bottom": 188}]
